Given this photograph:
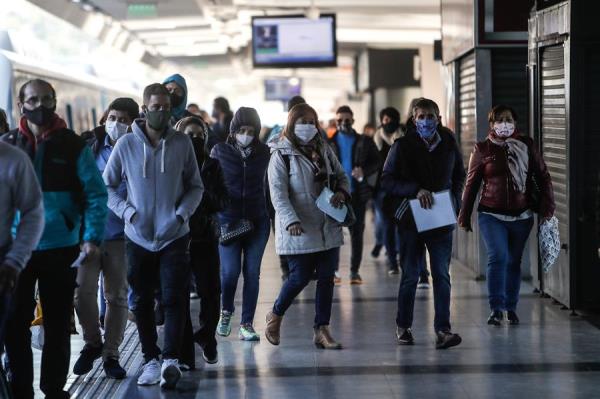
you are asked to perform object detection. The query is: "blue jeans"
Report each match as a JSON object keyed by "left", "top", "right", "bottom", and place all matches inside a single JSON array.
[
  {"left": 126, "top": 235, "right": 190, "bottom": 362},
  {"left": 478, "top": 213, "right": 534, "bottom": 312},
  {"left": 273, "top": 247, "right": 339, "bottom": 327},
  {"left": 219, "top": 218, "right": 270, "bottom": 325},
  {"left": 396, "top": 228, "right": 453, "bottom": 332}
]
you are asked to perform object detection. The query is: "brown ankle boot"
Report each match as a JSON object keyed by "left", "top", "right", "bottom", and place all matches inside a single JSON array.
[
  {"left": 265, "top": 311, "right": 283, "bottom": 345},
  {"left": 313, "top": 326, "right": 342, "bottom": 349}
]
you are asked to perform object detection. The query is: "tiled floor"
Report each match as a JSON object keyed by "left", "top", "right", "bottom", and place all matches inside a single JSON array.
[{"left": 32, "top": 223, "right": 600, "bottom": 398}]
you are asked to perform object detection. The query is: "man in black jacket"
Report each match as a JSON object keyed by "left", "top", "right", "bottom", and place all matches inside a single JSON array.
[
  {"left": 381, "top": 98, "right": 465, "bottom": 350},
  {"left": 328, "top": 105, "right": 381, "bottom": 284}
]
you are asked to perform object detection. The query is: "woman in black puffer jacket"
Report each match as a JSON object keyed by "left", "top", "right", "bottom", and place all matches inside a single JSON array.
[{"left": 177, "top": 116, "right": 229, "bottom": 368}]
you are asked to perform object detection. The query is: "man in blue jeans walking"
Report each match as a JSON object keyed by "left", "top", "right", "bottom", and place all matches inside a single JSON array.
[
  {"left": 103, "top": 83, "right": 203, "bottom": 389},
  {"left": 381, "top": 98, "right": 465, "bottom": 349}
]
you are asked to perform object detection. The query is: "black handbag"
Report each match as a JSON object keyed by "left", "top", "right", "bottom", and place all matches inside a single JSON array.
[{"left": 219, "top": 219, "right": 254, "bottom": 245}]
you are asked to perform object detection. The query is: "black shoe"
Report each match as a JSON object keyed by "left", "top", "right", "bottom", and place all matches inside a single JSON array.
[
  {"left": 417, "top": 275, "right": 430, "bottom": 289},
  {"left": 73, "top": 344, "right": 103, "bottom": 375},
  {"left": 154, "top": 303, "right": 165, "bottom": 326},
  {"left": 435, "top": 331, "right": 462, "bottom": 349},
  {"left": 202, "top": 345, "right": 218, "bottom": 364},
  {"left": 506, "top": 311, "right": 520, "bottom": 325},
  {"left": 45, "top": 390, "right": 70, "bottom": 399},
  {"left": 371, "top": 245, "right": 382, "bottom": 258},
  {"left": 103, "top": 358, "right": 126, "bottom": 379},
  {"left": 487, "top": 310, "right": 503, "bottom": 326},
  {"left": 396, "top": 327, "right": 414, "bottom": 345}
]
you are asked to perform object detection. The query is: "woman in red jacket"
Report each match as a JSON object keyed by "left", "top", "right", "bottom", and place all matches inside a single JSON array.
[{"left": 458, "top": 105, "right": 555, "bottom": 326}]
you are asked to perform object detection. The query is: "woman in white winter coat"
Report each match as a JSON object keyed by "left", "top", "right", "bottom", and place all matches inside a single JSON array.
[{"left": 264, "top": 103, "right": 350, "bottom": 350}]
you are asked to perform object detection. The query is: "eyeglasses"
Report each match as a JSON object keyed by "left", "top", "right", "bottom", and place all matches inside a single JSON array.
[{"left": 24, "top": 95, "right": 56, "bottom": 108}]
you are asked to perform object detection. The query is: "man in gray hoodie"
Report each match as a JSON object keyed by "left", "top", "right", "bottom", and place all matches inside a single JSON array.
[
  {"left": 0, "top": 141, "right": 44, "bottom": 346},
  {"left": 103, "top": 83, "right": 203, "bottom": 390},
  {"left": 0, "top": 140, "right": 44, "bottom": 397}
]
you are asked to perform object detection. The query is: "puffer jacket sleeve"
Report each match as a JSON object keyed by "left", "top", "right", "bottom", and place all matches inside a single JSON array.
[
  {"left": 458, "top": 143, "right": 485, "bottom": 229},
  {"left": 77, "top": 145, "right": 108, "bottom": 245},
  {"left": 268, "top": 151, "right": 300, "bottom": 230}
]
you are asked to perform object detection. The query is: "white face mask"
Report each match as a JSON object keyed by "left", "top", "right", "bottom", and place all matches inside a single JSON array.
[
  {"left": 105, "top": 120, "right": 128, "bottom": 141},
  {"left": 236, "top": 134, "right": 254, "bottom": 147},
  {"left": 295, "top": 124, "right": 318, "bottom": 143},
  {"left": 493, "top": 122, "right": 515, "bottom": 138}
]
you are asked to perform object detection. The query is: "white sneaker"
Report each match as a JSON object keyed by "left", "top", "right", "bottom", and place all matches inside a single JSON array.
[
  {"left": 137, "top": 359, "right": 160, "bottom": 386},
  {"left": 160, "top": 358, "right": 182, "bottom": 389}
]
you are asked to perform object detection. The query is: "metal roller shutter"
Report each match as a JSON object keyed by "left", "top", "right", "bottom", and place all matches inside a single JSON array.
[
  {"left": 459, "top": 52, "right": 476, "bottom": 166},
  {"left": 540, "top": 44, "right": 570, "bottom": 306},
  {"left": 492, "top": 48, "right": 529, "bottom": 135}
]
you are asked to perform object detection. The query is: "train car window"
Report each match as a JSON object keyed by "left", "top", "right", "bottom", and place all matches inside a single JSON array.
[
  {"left": 91, "top": 108, "right": 97, "bottom": 127},
  {"left": 66, "top": 104, "right": 74, "bottom": 130}
]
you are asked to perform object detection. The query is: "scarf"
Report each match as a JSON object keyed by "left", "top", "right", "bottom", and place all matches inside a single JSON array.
[
  {"left": 18, "top": 114, "right": 67, "bottom": 156},
  {"left": 373, "top": 127, "right": 403, "bottom": 150},
  {"left": 234, "top": 141, "right": 253, "bottom": 159},
  {"left": 489, "top": 132, "right": 528, "bottom": 193}
]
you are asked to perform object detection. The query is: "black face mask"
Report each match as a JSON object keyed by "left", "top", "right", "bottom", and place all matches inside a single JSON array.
[
  {"left": 23, "top": 105, "right": 55, "bottom": 126},
  {"left": 191, "top": 136, "right": 205, "bottom": 148},
  {"left": 383, "top": 121, "right": 399, "bottom": 134},
  {"left": 146, "top": 110, "right": 171, "bottom": 131},
  {"left": 338, "top": 123, "right": 353, "bottom": 133},
  {"left": 170, "top": 93, "right": 184, "bottom": 108}
]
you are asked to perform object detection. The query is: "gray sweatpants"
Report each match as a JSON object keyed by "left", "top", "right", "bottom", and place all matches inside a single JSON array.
[{"left": 74, "top": 240, "right": 128, "bottom": 361}]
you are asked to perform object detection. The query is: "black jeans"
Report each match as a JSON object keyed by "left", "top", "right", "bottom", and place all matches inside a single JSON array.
[
  {"left": 0, "top": 290, "right": 12, "bottom": 399},
  {"left": 181, "top": 239, "right": 221, "bottom": 367},
  {"left": 347, "top": 197, "right": 367, "bottom": 274},
  {"left": 126, "top": 235, "right": 190, "bottom": 362},
  {"left": 5, "top": 246, "right": 78, "bottom": 399}
]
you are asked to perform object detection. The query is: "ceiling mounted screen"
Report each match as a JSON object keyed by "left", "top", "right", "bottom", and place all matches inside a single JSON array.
[{"left": 252, "top": 14, "right": 337, "bottom": 68}]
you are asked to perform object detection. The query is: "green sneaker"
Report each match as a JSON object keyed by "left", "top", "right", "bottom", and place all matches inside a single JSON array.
[
  {"left": 238, "top": 324, "right": 260, "bottom": 341},
  {"left": 217, "top": 310, "right": 233, "bottom": 337}
]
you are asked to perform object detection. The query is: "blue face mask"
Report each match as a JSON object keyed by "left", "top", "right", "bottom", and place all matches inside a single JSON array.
[{"left": 415, "top": 118, "right": 437, "bottom": 139}]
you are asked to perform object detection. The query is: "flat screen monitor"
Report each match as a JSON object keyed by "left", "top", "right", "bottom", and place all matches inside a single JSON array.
[
  {"left": 252, "top": 14, "right": 337, "bottom": 68},
  {"left": 264, "top": 78, "right": 302, "bottom": 101}
]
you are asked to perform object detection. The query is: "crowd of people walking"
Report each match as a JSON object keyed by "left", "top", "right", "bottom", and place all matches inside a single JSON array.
[{"left": 0, "top": 74, "right": 554, "bottom": 397}]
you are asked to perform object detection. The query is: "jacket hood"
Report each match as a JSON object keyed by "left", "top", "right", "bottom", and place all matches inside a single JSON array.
[
  {"left": 230, "top": 107, "right": 261, "bottom": 137},
  {"left": 163, "top": 74, "right": 188, "bottom": 120},
  {"left": 131, "top": 118, "right": 178, "bottom": 178}
]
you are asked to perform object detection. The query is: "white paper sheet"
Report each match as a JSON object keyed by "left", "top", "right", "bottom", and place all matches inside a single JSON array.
[
  {"left": 316, "top": 187, "right": 347, "bottom": 223},
  {"left": 409, "top": 190, "right": 457, "bottom": 232}
]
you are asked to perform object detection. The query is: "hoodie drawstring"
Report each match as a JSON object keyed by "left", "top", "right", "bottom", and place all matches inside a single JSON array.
[
  {"left": 143, "top": 142, "right": 147, "bottom": 178},
  {"left": 161, "top": 140, "right": 166, "bottom": 173}
]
